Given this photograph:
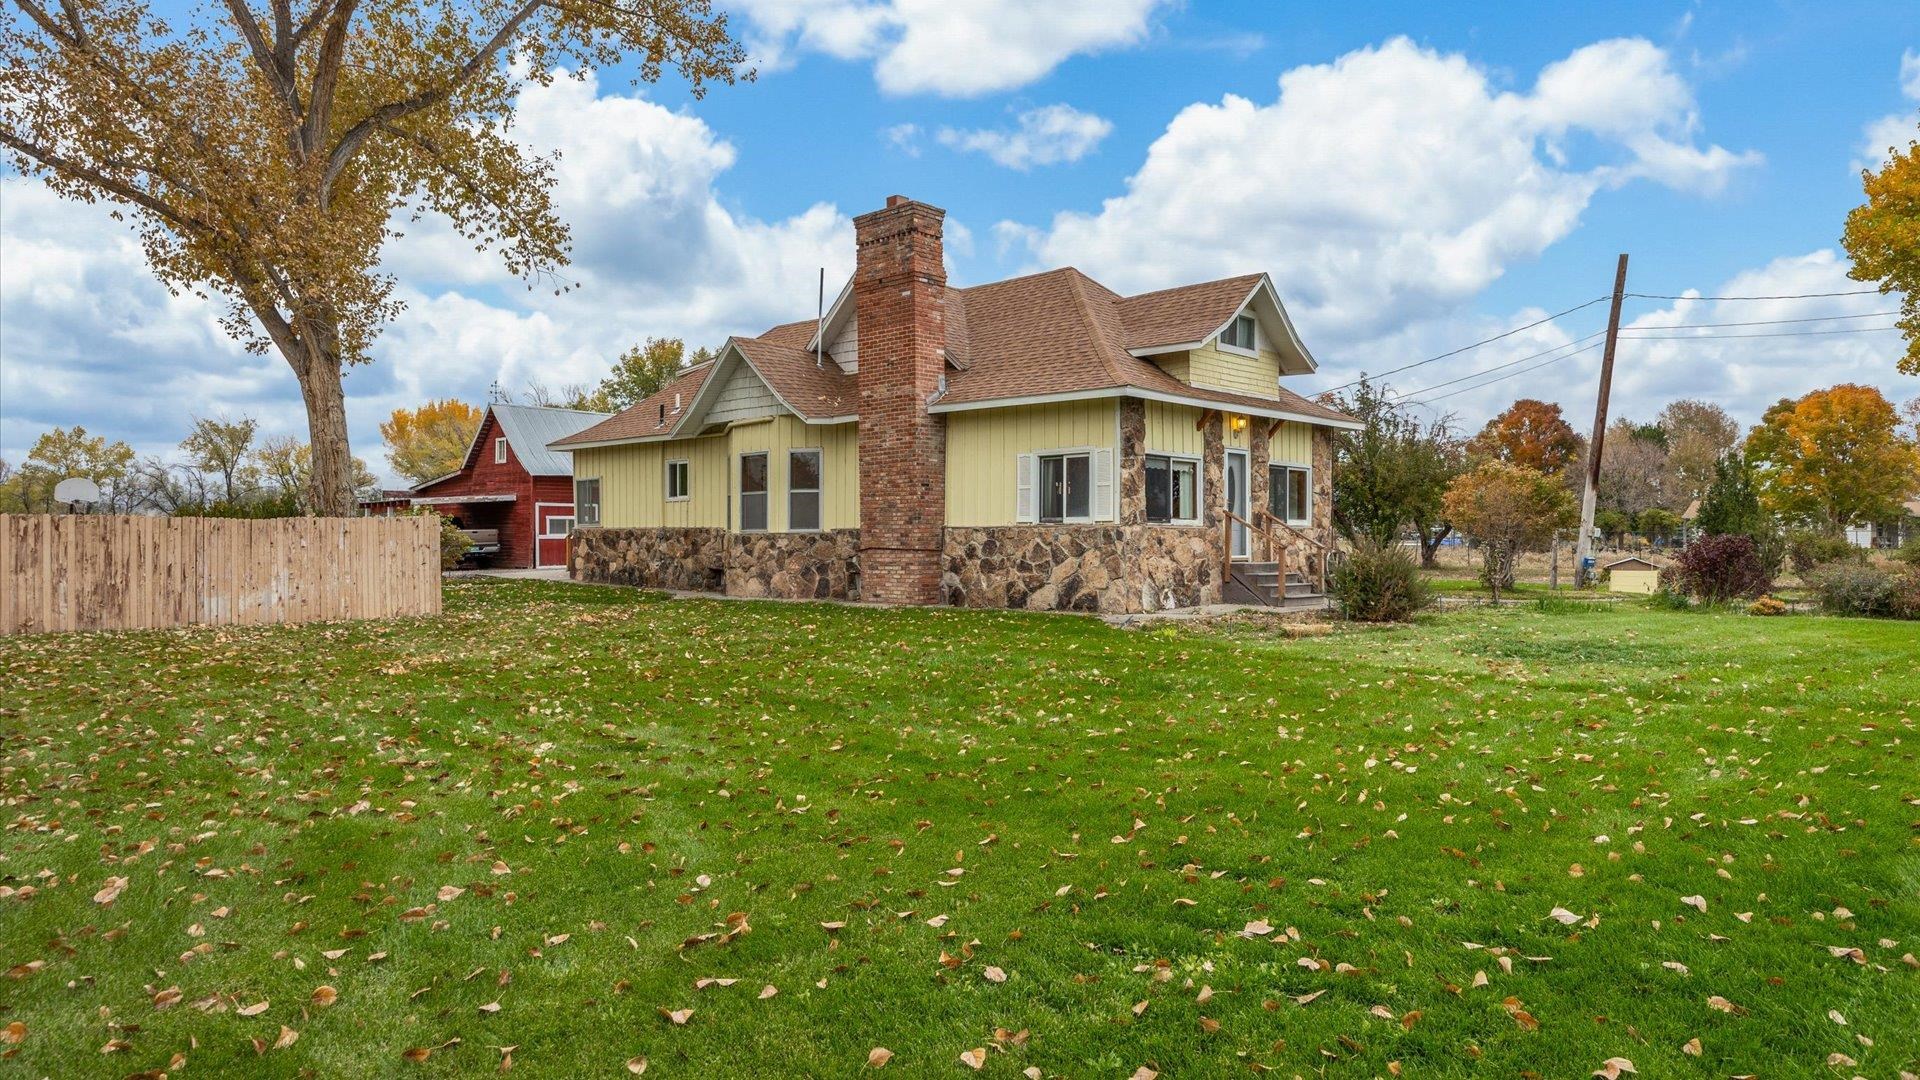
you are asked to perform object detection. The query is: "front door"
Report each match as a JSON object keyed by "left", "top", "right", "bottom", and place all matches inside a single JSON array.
[
  {"left": 534, "top": 503, "right": 574, "bottom": 569},
  {"left": 1225, "top": 449, "right": 1249, "bottom": 560}
]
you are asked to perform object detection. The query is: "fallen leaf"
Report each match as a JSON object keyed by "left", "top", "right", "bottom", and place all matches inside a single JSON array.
[
  {"left": 238, "top": 1000, "right": 269, "bottom": 1017},
  {"left": 0, "top": 1021, "right": 24, "bottom": 1045},
  {"left": 1592, "top": 1056, "right": 1636, "bottom": 1079},
  {"left": 758, "top": 985, "right": 778, "bottom": 999},
  {"left": 867, "top": 1047, "right": 893, "bottom": 1068},
  {"left": 1706, "top": 995, "right": 1745, "bottom": 1015},
  {"left": 983, "top": 966, "right": 1007, "bottom": 984},
  {"left": 1548, "top": 907, "right": 1581, "bottom": 925},
  {"left": 403, "top": 1047, "right": 432, "bottom": 1063},
  {"left": 1681, "top": 1038, "right": 1702, "bottom": 1056},
  {"left": 438, "top": 885, "right": 465, "bottom": 902},
  {"left": 625, "top": 1055, "right": 647, "bottom": 1074},
  {"left": 274, "top": 1026, "right": 299, "bottom": 1051},
  {"left": 93, "top": 876, "right": 129, "bottom": 905},
  {"left": 478, "top": 1001, "right": 501, "bottom": 1014},
  {"left": 658, "top": 1008, "right": 693, "bottom": 1026},
  {"left": 1680, "top": 895, "right": 1707, "bottom": 913},
  {"left": 311, "top": 985, "right": 338, "bottom": 1008},
  {"left": 960, "top": 1047, "right": 987, "bottom": 1070},
  {"left": 1130, "top": 1068, "right": 1159, "bottom": 1080}
]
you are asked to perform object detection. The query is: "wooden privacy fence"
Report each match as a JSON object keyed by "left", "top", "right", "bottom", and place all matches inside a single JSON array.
[{"left": 0, "top": 514, "right": 441, "bottom": 636}]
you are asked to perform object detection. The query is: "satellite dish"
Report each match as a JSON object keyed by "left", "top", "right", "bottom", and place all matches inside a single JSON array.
[{"left": 53, "top": 477, "right": 102, "bottom": 506}]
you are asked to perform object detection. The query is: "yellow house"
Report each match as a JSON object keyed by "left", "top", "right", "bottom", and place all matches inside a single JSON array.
[
  {"left": 1603, "top": 556, "right": 1663, "bottom": 594},
  {"left": 549, "top": 195, "right": 1359, "bottom": 613}
]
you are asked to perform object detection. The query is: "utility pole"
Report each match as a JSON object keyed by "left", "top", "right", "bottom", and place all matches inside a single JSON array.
[{"left": 1575, "top": 253, "right": 1629, "bottom": 589}]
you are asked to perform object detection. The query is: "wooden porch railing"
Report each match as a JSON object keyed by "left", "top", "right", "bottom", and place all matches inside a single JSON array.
[{"left": 1219, "top": 509, "right": 1333, "bottom": 597}]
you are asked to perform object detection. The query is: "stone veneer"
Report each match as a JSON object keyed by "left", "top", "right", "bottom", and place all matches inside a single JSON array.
[
  {"left": 573, "top": 527, "right": 860, "bottom": 600},
  {"left": 942, "top": 524, "right": 1218, "bottom": 614},
  {"left": 725, "top": 530, "right": 861, "bottom": 600},
  {"left": 571, "top": 526, "right": 725, "bottom": 591}
]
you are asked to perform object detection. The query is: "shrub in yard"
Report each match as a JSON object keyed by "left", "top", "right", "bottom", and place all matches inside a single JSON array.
[
  {"left": 1746, "top": 595, "right": 1788, "bottom": 616},
  {"left": 1329, "top": 541, "right": 1433, "bottom": 622},
  {"left": 1895, "top": 536, "right": 1920, "bottom": 567},
  {"left": 1786, "top": 528, "right": 1860, "bottom": 576},
  {"left": 1891, "top": 564, "right": 1920, "bottom": 618},
  {"left": 1671, "top": 534, "right": 1772, "bottom": 603},
  {"left": 1806, "top": 560, "right": 1898, "bottom": 617}
]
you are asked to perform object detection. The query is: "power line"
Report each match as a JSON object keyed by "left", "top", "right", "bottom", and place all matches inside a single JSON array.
[
  {"left": 1317, "top": 294, "right": 1610, "bottom": 395},
  {"left": 1625, "top": 287, "right": 1884, "bottom": 301},
  {"left": 1404, "top": 341, "right": 1605, "bottom": 406},
  {"left": 1625, "top": 310, "right": 1897, "bottom": 330},
  {"left": 1388, "top": 330, "right": 1608, "bottom": 399},
  {"left": 1619, "top": 324, "right": 1901, "bottom": 340}
]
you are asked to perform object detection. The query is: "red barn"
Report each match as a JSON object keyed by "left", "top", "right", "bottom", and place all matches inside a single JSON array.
[{"left": 408, "top": 403, "right": 611, "bottom": 569}]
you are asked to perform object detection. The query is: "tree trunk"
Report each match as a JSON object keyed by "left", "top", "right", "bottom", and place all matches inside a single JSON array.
[
  {"left": 291, "top": 341, "right": 356, "bottom": 517},
  {"left": 1418, "top": 524, "right": 1449, "bottom": 568}
]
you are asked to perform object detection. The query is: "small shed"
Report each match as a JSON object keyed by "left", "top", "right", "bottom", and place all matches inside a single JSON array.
[{"left": 1603, "top": 556, "right": 1662, "bottom": 595}]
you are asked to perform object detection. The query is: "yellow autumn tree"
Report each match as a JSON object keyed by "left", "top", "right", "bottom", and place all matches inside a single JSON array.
[
  {"left": 1745, "top": 384, "right": 1920, "bottom": 528},
  {"left": 1843, "top": 117, "right": 1920, "bottom": 374},
  {"left": 0, "top": 0, "right": 747, "bottom": 515},
  {"left": 380, "top": 399, "right": 483, "bottom": 484}
]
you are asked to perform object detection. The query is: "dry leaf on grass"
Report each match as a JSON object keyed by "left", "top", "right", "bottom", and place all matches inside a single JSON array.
[
  {"left": 983, "top": 966, "right": 1007, "bottom": 983},
  {"left": 1592, "top": 1056, "right": 1635, "bottom": 1078},
  {"left": 311, "top": 985, "right": 338, "bottom": 1007},
  {"left": 959, "top": 1047, "right": 987, "bottom": 1070},
  {"left": 93, "top": 876, "right": 129, "bottom": 905},
  {"left": 867, "top": 1047, "right": 893, "bottom": 1068},
  {"left": 625, "top": 1055, "right": 648, "bottom": 1074}
]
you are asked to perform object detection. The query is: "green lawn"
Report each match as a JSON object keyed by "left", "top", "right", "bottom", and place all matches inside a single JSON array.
[{"left": 1, "top": 581, "right": 1915, "bottom": 1078}]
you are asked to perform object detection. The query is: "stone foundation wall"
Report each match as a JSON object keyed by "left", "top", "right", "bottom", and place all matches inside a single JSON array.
[
  {"left": 726, "top": 530, "right": 861, "bottom": 600},
  {"left": 571, "top": 527, "right": 725, "bottom": 591},
  {"left": 942, "top": 524, "right": 1219, "bottom": 614}
]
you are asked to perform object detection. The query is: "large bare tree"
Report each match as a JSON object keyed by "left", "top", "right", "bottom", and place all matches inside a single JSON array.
[{"left": 1, "top": 0, "right": 745, "bottom": 514}]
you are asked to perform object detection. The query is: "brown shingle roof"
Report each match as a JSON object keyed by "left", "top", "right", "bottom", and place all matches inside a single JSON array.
[
  {"left": 549, "top": 361, "right": 715, "bottom": 446},
  {"left": 1117, "top": 273, "right": 1264, "bottom": 352},
  {"left": 554, "top": 264, "right": 1354, "bottom": 448},
  {"left": 733, "top": 321, "right": 857, "bottom": 419}
]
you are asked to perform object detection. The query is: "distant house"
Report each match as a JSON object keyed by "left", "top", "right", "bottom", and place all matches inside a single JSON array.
[
  {"left": 1602, "top": 555, "right": 1663, "bottom": 595},
  {"left": 409, "top": 403, "right": 611, "bottom": 568},
  {"left": 1846, "top": 496, "right": 1920, "bottom": 549},
  {"left": 548, "top": 194, "right": 1359, "bottom": 613}
]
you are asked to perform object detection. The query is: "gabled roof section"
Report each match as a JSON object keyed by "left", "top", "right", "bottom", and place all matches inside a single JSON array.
[
  {"left": 1119, "top": 273, "right": 1316, "bottom": 374},
  {"left": 422, "top": 403, "right": 611, "bottom": 485},
  {"left": 733, "top": 320, "right": 858, "bottom": 420},
  {"left": 548, "top": 362, "right": 715, "bottom": 449},
  {"left": 807, "top": 276, "right": 972, "bottom": 371}
]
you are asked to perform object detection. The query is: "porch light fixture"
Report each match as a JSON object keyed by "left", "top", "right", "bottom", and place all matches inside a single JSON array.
[{"left": 1229, "top": 414, "right": 1248, "bottom": 433}]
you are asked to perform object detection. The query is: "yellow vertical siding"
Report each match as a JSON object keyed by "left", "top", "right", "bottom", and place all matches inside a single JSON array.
[
  {"left": 1184, "top": 341, "right": 1282, "bottom": 399},
  {"left": 573, "top": 416, "right": 858, "bottom": 532},
  {"left": 726, "top": 415, "right": 860, "bottom": 531},
  {"left": 1223, "top": 413, "right": 1250, "bottom": 449},
  {"left": 1270, "top": 421, "right": 1312, "bottom": 464},
  {"left": 1144, "top": 400, "right": 1205, "bottom": 456},
  {"left": 944, "top": 400, "right": 1119, "bottom": 526}
]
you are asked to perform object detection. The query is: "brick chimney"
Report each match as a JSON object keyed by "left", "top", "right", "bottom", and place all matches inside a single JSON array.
[{"left": 855, "top": 195, "right": 948, "bottom": 605}]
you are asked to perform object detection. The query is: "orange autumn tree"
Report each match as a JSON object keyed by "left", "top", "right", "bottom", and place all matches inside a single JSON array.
[
  {"left": 1744, "top": 383, "right": 1920, "bottom": 529},
  {"left": 1442, "top": 461, "right": 1578, "bottom": 598},
  {"left": 380, "top": 399, "right": 483, "bottom": 484},
  {"left": 1467, "top": 398, "right": 1584, "bottom": 474},
  {"left": 0, "top": 0, "right": 746, "bottom": 515},
  {"left": 1842, "top": 117, "right": 1920, "bottom": 374}
]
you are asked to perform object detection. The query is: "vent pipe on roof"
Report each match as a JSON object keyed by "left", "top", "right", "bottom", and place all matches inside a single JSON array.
[{"left": 816, "top": 267, "right": 825, "bottom": 370}]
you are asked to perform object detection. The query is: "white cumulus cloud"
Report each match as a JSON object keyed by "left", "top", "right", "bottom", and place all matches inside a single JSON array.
[
  {"left": 938, "top": 104, "right": 1113, "bottom": 170},
  {"left": 731, "top": 0, "right": 1171, "bottom": 97},
  {"left": 1002, "top": 36, "right": 1761, "bottom": 346},
  {"left": 1857, "top": 48, "right": 1919, "bottom": 171}
]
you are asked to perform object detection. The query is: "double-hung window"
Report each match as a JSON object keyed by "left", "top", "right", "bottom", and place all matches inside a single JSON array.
[
  {"left": 738, "top": 452, "right": 769, "bottom": 531},
  {"left": 1269, "top": 464, "right": 1310, "bottom": 526},
  {"left": 1145, "top": 455, "right": 1199, "bottom": 524},
  {"left": 1220, "top": 313, "right": 1257, "bottom": 351},
  {"left": 1038, "top": 452, "right": 1092, "bottom": 523},
  {"left": 574, "top": 478, "right": 600, "bottom": 526},
  {"left": 665, "top": 459, "right": 690, "bottom": 501},
  {"left": 494, "top": 437, "right": 508, "bottom": 464},
  {"left": 788, "top": 450, "right": 822, "bottom": 531}
]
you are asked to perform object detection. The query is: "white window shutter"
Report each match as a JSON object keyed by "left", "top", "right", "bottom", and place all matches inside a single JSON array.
[
  {"left": 1015, "top": 453, "right": 1036, "bottom": 523},
  {"left": 1092, "top": 448, "right": 1115, "bottom": 521}
]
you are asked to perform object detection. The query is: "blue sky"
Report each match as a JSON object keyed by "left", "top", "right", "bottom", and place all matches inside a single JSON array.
[{"left": 3, "top": 0, "right": 1917, "bottom": 481}]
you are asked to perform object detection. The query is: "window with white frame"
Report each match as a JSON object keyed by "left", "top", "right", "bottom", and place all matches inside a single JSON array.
[
  {"left": 544, "top": 515, "right": 575, "bottom": 537},
  {"left": 574, "top": 478, "right": 600, "bottom": 526},
  {"left": 1145, "top": 454, "right": 1199, "bottom": 524},
  {"left": 494, "top": 437, "right": 508, "bottom": 464},
  {"left": 1269, "top": 464, "right": 1310, "bottom": 525},
  {"left": 738, "top": 452, "right": 769, "bottom": 531},
  {"left": 1220, "top": 313, "right": 1257, "bottom": 351},
  {"left": 788, "top": 449, "right": 822, "bottom": 531},
  {"left": 666, "top": 459, "right": 690, "bottom": 500},
  {"left": 1039, "top": 452, "right": 1091, "bottom": 523}
]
